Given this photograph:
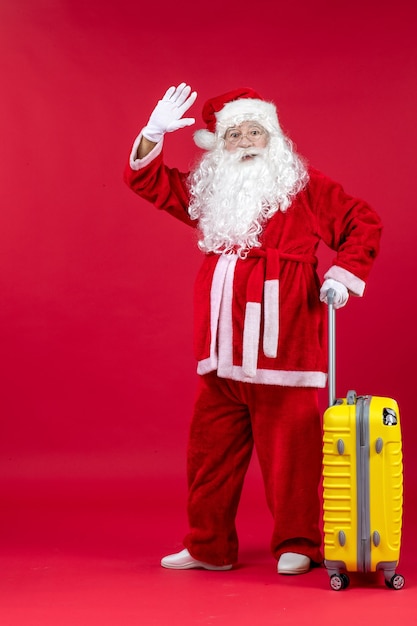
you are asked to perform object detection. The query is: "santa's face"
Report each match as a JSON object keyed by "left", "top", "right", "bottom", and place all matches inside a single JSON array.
[
  {"left": 188, "top": 120, "right": 308, "bottom": 257},
  {"left": 223, "top": 120, "right": 269, "bottom": 157}
]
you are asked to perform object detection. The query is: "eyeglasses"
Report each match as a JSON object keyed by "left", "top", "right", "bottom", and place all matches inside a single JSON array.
[{"left": 224, "top": 126, "right": 267, "bottom": 145}]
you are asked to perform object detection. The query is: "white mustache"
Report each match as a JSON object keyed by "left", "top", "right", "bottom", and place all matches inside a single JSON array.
[{"left": 228, "top": 147, "right": 265, "bottom": 162}]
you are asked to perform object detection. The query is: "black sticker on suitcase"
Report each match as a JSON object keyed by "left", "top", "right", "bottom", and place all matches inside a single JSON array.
[{"left": 383, "top": 407, "right": 398, "bottom": 426}]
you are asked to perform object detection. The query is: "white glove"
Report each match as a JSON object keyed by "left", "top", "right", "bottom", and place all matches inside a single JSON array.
[
  {"left": 320, "top": 278, "right": 349, "bottom": 309},
  {"left": 142, "top": 83, "right": 197, "bottom": 143}
]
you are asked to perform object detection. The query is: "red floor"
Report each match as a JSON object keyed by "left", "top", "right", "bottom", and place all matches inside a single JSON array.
[{"left": 0, "top": 463, "right": 415, "bottom": 626}]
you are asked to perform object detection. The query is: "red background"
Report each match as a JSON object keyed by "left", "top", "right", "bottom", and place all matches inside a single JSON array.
[{"left": 0, "top": 0, "right": 416, "bottom": 621}]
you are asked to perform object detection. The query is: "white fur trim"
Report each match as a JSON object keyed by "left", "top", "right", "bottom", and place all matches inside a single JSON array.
[
  {"left": 197, "top": 357, "right": 326, "bottom": 387},
  {"left": 197, "top": 358, "right": 219, "bottom": 375},
  {"left": 216, "top": 255, "right": 238, "bottom": 379},
  {"left": 193, "top": 129, "right": 217, "bottom": 150},
  {"left": 216, "top": 362, "right": 326, "bottom": 387},
  {"left": 263, "top": 279, "right": 279, "bottom": 358},
  {"left": 215, "top": 99, "right": 280, "bottom": 134},
  {"left": 205, "top": 254, "right": 235, "bottom": 372},
  {"left": 242, "top": 302, "right": 261, "bottom": 377},
  {"left": 129, "top": 131, "right": 163, "bottom": 170},
  {"left": 324, "top": 265, "right": 366, "bottom": 297}
]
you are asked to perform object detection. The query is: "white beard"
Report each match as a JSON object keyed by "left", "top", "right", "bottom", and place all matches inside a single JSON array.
[{"left": 188, "top": 136, "right": 308, "bottom": 258}]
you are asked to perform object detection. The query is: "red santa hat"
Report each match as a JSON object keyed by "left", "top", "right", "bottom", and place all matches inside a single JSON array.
[{"left": 194, "top": 88, "right": 281, "bottom": 150}]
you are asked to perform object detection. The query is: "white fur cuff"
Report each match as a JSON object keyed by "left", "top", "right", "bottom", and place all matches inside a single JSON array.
[
  {"left": 324, "top": 265, "right": 366, "bottom": 297},
  {"left": 129, "top": 131, "right": 163, "bottom": 170}
]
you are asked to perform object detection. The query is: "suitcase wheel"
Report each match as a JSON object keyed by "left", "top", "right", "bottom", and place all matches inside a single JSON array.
[
  {"left": 385, "top": 574, "right": 405, "bottom": 590},
  {"left": 330, "top": 573, "right": 350, "bottom": 591}
]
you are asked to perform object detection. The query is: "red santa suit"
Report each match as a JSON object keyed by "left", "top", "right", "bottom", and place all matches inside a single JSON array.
[{"left": 124, "top": 91, "right": 382, "bottom": 568}]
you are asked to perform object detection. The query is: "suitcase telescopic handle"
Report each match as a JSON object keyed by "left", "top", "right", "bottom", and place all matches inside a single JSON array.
[{"left": 327, "top": 288, "right": 337, "bottom": 407}]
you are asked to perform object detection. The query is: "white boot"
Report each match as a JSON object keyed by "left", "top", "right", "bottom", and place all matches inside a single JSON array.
[
  {"left": 277, "top": 552, "right": 311, "bottom": 575},
  {"left": 161, "top": 548, "right": 233, "bottom": 571}
]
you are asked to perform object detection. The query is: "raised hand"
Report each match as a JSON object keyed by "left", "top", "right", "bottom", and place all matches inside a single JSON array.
[{"left": 142, "top": 83, "right": 197, "bottom": 143}]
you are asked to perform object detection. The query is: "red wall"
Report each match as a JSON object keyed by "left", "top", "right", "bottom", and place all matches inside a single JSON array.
[{"left": 0, "top": 0, "right": 416, "bottom": 513}]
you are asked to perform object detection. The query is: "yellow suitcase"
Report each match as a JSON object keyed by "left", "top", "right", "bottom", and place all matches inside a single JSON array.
[{"left": 322, "top": 290, "right": 404, "bottom": 590}]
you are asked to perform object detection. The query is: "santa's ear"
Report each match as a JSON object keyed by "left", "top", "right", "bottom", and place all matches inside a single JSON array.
[{"left": 193, "top": 129, "right": 217, "bottom": 150}]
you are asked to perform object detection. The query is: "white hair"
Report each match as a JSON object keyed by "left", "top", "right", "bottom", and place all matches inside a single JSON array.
[{"left": 188, "top": 128, "right": 309, "bottom": 258}]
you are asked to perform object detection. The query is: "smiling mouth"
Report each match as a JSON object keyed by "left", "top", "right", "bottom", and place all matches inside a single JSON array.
[{"left": 241, "top": 153, "right": 257, "bottom": 161}]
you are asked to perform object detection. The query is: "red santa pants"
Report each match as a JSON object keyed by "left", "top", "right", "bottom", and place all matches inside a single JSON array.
[{"left": 183, "top": 371, "right": 323, "bottom": 566}]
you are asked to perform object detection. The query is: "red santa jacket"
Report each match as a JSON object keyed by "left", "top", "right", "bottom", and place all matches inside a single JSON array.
[{"left": 124, "top": 143, "right": 382, "bottom": 388}]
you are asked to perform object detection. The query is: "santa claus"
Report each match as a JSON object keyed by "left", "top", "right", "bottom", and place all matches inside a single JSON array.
[{"left": 124, "top": 83, "right": 382, "bottom": 575}]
